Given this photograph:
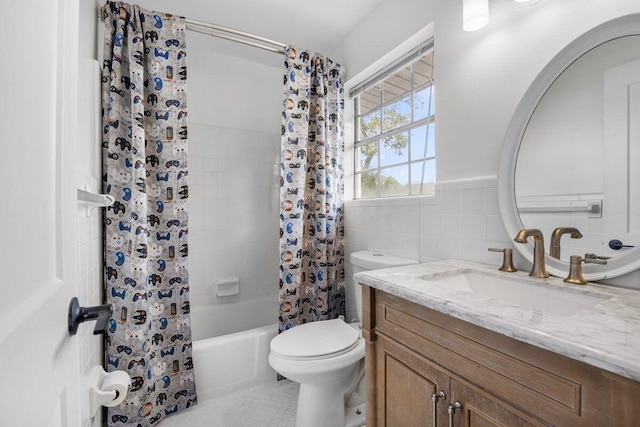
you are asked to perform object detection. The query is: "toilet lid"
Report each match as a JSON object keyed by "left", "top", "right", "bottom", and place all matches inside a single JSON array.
[{"left": 271, "top": 319, "right": 360, "bottom": 359}]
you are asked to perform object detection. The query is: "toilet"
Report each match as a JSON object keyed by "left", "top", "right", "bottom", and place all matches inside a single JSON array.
[{"left": 269, "top": 250, "right": 418, "bottom": 427}]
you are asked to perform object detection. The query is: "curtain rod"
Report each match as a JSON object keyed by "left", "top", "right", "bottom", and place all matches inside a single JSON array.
[{"left": 184, "top": 18, "right": 286, "bottom": 55}]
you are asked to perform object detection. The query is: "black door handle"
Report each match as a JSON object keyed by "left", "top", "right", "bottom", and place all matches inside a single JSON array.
[{"left": 68, "top": 297, "right": 112, "bottom": 336}]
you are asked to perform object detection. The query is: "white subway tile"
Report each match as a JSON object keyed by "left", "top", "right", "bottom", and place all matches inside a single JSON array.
[
  {"left": 461, "top": 188, "right": 485, "bottom": 215},
  {"left": 441, "top": 214, "right": 461, "bottom": 238},
  {"left": 439, "top": 190, "right": 461, "bottom": 214},
  {"left": 461, "top": 215, "right": 486, "bottom": 240}
]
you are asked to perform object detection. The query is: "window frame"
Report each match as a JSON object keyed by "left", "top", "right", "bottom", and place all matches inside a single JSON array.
[{"left": 353, "top": 45, "right": 435, "bottom": 199}]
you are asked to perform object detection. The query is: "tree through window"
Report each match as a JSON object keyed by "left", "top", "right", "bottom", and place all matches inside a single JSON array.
[{"left": 354, "top": 51, "right": 435, "bottom": 198}]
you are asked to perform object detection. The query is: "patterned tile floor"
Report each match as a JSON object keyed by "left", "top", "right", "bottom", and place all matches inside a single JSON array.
[{"left": 159, "top": 380, "right": 299, "bottom": 427}]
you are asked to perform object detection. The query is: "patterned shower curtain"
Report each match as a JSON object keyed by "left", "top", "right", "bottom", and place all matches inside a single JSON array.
[
  {"left": 102, "top": 2, "right": 196, "bottom": 425},
  {"left": 279, "top": 46, "right": 346, "bottom": 332}
]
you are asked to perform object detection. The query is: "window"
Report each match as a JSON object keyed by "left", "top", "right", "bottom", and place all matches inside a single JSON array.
[{"left": 353, "top": 47, "right": 435, "bottom": 198}]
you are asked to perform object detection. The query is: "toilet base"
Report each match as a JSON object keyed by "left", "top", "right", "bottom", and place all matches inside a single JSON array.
[
  {"left": 296, "top": 382, "right": 345, "bottom": 427},
  {"left": 295, "top": 384, "right": 366, "bottom": 427},
  {"left": 345, "top": 402, "right": 366, "bottom": 427}
]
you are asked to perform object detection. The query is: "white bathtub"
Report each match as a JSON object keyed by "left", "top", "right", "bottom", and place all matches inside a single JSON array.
[{"left": 190, "top": 295, "right": 279, "bottom": 401}]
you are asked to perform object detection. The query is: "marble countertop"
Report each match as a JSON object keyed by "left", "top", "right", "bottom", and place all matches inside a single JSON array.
[{"left": 354, "top": 259, "right": 640, "bottom": 382}]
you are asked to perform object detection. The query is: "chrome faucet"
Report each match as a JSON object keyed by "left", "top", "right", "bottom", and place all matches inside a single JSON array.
[
  {"left": 549, "top": 227, "right": 583, "bottom": 259},
  {"left": 514, "top": 229, "right": 549, "bottom": 278}
]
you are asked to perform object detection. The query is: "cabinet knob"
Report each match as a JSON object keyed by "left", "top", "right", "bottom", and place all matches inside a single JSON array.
[{"left": 447, "top": 401, "right": 463, "bottom": 427}]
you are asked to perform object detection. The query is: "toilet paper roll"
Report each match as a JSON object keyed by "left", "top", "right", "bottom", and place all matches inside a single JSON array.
[{"left": 101, "top": 370, "right": 131, "bottom": 407}]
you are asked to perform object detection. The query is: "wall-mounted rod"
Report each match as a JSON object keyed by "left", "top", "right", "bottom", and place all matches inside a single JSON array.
[
  {"left": 518, "top": 200, "right": 602, "bottom": 217},
  {"left": 185, "top": 18, "right": 286, "bottom": 55},
  {"left": 77, "top": 189, "right": 115, "bottom": 207}
]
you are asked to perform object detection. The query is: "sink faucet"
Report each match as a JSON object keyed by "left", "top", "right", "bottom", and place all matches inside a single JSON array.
[
  {"left": 549, "top": 227, "right": 583, "bottom": 259},
  {"left": 564, "top": 255, "right": 607, "bottom": 285},
  {"left": 514, "top": 229, "right": 549, "bottom": 278}
]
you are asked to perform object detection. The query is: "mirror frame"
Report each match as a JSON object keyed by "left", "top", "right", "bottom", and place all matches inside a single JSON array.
[{"left": 499, "top": 13, "right": 640, "bottom": 281}]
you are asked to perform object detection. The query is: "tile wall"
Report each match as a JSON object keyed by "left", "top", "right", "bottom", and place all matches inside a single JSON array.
[
  {"left": 343, "top": 175, "right": 640, "bottom": 321},
  {"left": 76, "top": 174, "right": 104, "bottom": 426},
  {"left": 188, "top": 122, "right": 281, "bottom": 305},
  {"left": 343, "top": 176, "right": 516, "bottom": 321}
]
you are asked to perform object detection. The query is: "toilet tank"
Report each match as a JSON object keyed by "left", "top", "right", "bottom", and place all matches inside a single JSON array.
[{"left": 350, "top": 251, "right": 418, "bottom": 321}]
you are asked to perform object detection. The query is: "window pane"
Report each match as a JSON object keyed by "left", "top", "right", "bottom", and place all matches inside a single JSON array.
[
  {"left": 382, "top": 96, "right": 411, "bottom": 133},
  {"left": 414, "top": 85, "right": 435, "bottom": 121},
  {"left": 410, "top": 159, "right": 436, "bottom": 195},
  {"left": 359, "top": 110, "right": 381, "bottom": 139},
  {"left": 357, "top": 171, "right": 379, "bottom": 198},
  {"left": 380, "top": 164, "right": 409, "bottom": 197},
  {"left": 413, "top": 52, "right": 434, "bottom": 87},
  {"left": 359, "top": 83, "right": 381, "bottom": 116},
  {"left": 356, "top": 141, "right": 379, "bottom": 171},
  {"left": 353, "top": 48, "right": 435, "bottom": 200},
  {"left": 380, "top": 131, "right": 409, "bottom": 167},
  {"left": 410, "top": 124, "right": 435, "bottom": 161},
  {"left": 383, "top": 65, "right": 411, "bottom": 103}
]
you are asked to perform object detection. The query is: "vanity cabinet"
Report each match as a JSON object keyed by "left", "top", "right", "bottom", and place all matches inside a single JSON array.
[{"left": 361, "top": 286, "right": 640, "bottom": 427}]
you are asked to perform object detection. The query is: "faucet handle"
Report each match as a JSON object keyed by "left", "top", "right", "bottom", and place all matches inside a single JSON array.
[
  {"left": 584, "top": 257, "right": 608, "bottom": 266},
  {"left": 564, "top": 255, "right": 608, "bottom": 285},
  {"left": 584, "top": 253, "right": 611, "bottom": 261},
  {"left": 488, "top": 248, "right": 517, "bottom": 272}
]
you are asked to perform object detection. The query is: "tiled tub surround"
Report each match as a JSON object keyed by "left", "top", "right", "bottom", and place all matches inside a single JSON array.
[
  {"left": 188, "top": 122, "right": 280, "bottom": 303},
  {"left": 355, "top": 259, "right": 640, "bottom": 382}
]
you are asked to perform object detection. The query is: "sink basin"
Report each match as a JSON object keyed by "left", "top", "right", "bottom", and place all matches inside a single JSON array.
[{"left": 424, "top": 271, "right": 610, "bottom": 316}]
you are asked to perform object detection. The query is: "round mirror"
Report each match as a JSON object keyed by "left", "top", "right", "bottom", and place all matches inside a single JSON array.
[{"left": 499, "top": 14, "right": 640, "bottom": 281}]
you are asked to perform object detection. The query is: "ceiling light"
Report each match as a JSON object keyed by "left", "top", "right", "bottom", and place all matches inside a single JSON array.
[{"left": 463, "top": 0, "right": 489, "bottom": 32}]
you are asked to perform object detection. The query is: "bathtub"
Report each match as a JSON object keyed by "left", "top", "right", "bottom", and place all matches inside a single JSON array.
[{"left": 190, "top": 295, "right": 279, "bottom": 401}]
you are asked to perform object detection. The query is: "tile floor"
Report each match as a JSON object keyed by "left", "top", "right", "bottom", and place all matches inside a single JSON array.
[{"left": 159, "top": 380, "right": 299, "bottom": 427}]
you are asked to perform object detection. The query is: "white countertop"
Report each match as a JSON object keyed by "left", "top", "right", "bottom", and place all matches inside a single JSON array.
[{"left": 354, "top": 259, "right": 640, "bottom": 382}]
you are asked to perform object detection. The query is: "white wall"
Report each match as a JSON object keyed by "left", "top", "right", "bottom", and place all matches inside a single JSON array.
[
  {"left": 332, "top": 0, "right": 640, "bottom": 182},
  {"left": 331, "top": 0, "right": 640, "bottom": 315}
]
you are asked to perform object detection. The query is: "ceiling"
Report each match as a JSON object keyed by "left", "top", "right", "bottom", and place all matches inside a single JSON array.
[{"left": 131, "top": 0, "right": 385, "bottom": 66}]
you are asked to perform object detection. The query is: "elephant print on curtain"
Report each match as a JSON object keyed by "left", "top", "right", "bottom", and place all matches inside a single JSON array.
[
  {"left": 101, "top": 2, "right": 196, "bottom": 426},
  {"left": 279, "top": 45, "right": 346, "bottom": 332}
]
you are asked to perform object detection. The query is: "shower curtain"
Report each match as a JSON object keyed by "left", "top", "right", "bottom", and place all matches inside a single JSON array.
[
  {"left": 102, "top": 2, "right": 196, "bottom": 425},
  {"left": 279, "top": 46, "right": 346, "bottom": 332}
]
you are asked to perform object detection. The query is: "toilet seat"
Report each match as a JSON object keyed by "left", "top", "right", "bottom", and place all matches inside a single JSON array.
[{"left": 271, "top": 319, "right": 360, "bottom": 361}]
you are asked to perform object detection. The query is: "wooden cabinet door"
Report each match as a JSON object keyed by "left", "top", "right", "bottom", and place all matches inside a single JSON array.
[
  {"left": 376, "top": 334, "right": 450, "bottom": 427},
  {"left": 449, "top": 379, "right": 542, "bottom": 427}
]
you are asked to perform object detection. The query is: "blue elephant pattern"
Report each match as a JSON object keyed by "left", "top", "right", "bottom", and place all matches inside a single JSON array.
[
  {"left": 102, "top": 2, "right": 196, "bottom": 426},
  {"left": 279, "top": 46, "right": 346, "bottom": 333}
]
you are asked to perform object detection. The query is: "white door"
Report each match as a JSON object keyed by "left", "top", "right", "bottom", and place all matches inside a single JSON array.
[
  {"left": 603, "top": 58, "right": 640, "bottom": 254},
  {"left": 0, "top": 0, "right": 83, "bottom": 426}
]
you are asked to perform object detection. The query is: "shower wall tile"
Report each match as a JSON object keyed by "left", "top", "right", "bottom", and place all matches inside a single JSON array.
[
  {"left": 76, "top": 172, "right": 103, "bottom": 427},
  {"left": 188, "top": 122, "right": 280, "bottom": 305}
]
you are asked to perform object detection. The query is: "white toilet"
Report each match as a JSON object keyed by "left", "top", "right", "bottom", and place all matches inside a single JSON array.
[{"left": 269, "top": 250, "right": 418, "bottom": 427}]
